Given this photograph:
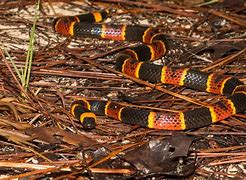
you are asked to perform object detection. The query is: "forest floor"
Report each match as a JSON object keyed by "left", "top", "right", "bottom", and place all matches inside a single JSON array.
[{"left": 0, "top": 0, "right": 245, "bottom": 179}]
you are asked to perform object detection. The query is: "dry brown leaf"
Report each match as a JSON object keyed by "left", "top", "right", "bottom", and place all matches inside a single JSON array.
[
  {"left": 0, "top": 118, "right": 32, "bottom": 130},
  {"left": 25, "top": 127, "right": 97, "bottom": 148},
  {"left": 0, "top": 129, "right": 36, "bottom": 147}
]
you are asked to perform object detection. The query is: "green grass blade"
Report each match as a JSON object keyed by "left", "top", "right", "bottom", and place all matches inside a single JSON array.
[
  {"left": 1, "top": 46, "right": 23, "bottom": 83},
  {"left": 23, "top": 0, "right": 40, "bottom": 89}
]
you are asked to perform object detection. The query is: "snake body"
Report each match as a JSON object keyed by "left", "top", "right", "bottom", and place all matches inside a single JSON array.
[{"left": 53, "top": 10, "right": 246, "bottom": 130}]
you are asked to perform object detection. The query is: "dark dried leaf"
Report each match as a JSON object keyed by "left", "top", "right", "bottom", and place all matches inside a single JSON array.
[
  {"left": 182, "top": 42, "right": 245, "bottom": 61},
  {"left": 123, "top": 134, "right": 195, "bottom": 176},
  {"left": 222, "top": 0, "right": 245, "bottom": 10}
]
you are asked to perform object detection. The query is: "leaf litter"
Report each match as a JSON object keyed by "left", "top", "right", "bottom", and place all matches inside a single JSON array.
[{"left": 0, "top": 0, "right": 245, "bottom": 179}]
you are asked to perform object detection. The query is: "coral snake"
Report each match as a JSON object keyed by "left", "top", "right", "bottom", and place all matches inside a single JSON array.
[{"left": 53, "top": 10, "right": 246, "bottom": 130}]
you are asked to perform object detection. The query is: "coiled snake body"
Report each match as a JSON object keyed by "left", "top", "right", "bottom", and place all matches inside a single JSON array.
[{"left": 53, "top": 10, "right": 246, "bottom": 130}]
